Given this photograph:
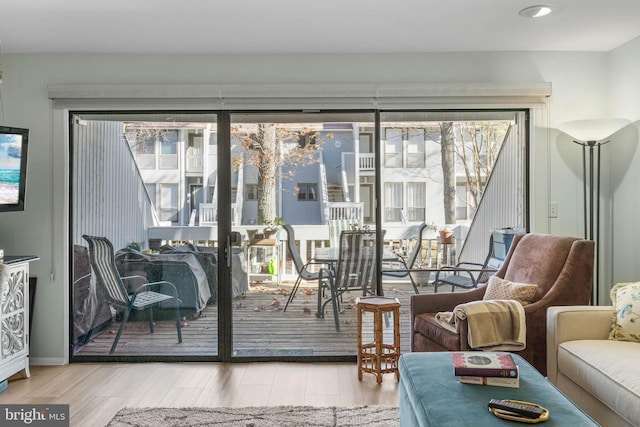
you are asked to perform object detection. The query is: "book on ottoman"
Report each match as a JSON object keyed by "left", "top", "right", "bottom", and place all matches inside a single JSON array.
[
  {"left": 451, "top": 352, "right": 518, "bottom": 378},
  {"left": 458, "top": 366, "right": 520, "bottom": 388}
]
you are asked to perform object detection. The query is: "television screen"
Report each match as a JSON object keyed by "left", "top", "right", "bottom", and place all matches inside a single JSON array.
[{"left": 0, "top": 126, "right": 29, "bottom": 211}]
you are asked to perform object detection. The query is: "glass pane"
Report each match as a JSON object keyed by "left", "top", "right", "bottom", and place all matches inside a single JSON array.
[
  {"left": 230, "top": 111, "right": 376, "bottom": 358},
  {"left": 70, "top": 112, "right": 219, "bottom": 360},
  {"left": 161, "top": 131, "right": 178, "bottom": 154},
  {"left": 384, "top": 182, "right": 403, "bottom": 222},
  {"left": 407, "top": 182, "right": 426, "bottom": 221},
  {"left": 384, "top": 128, "right": 403, "bottom": 168},
  {"left": 380, "top": 111, "right": 522, "bottom": 273}
]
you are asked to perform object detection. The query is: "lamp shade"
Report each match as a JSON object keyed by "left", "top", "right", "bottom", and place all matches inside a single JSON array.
[{"left": 557, "top": 118, "right": 630, "bottom": 142}]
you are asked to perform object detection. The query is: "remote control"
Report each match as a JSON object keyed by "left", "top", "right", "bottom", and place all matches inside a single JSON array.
[{"left": 488, "top": 399, "right": 545, "bottom": 419}]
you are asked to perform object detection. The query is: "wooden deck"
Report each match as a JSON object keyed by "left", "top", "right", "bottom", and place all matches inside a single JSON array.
[{"left": 74, "top": 279, "right": 444, "bottom": 358}]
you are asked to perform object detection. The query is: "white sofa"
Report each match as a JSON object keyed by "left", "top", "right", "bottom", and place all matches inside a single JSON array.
[{"left": 547, "top": 306, "right": 640, "bottom": 427}]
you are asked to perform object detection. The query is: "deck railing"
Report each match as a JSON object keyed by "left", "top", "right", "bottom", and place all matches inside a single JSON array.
[
  {"left": 326, "top": 202, "right": 363, "bottom": 222},
  {"left": 359, "top": 153, "right": 375, "bottom": 170},
  {"left": 148, "top": 224, "right": 451, "bottom": 282},
  {"left": 199, "top": 203, "right": 216, "bottom": 225}
]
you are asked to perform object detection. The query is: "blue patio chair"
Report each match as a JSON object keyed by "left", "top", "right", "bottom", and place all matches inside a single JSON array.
[
  {"left": 83, "top": 235, "right": 183, "bottom": 354},
  {"left": 282, "top": 224, "right": 331, "bottom": 311},
  {"left": 432, "top": 233, "right": 502, "bottom": 292},
  {"left": 383, "top": 222, "right": 428, "bottom": 294}
]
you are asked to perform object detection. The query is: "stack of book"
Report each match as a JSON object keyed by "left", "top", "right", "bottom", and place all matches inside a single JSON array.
[{"left": 451, "top": 352, "right": 520, "bottom": 388}]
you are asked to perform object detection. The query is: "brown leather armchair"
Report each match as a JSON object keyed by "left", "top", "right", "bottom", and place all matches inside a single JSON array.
[{"left": 410, "top": 233, "right": 594, "bottom": 375}]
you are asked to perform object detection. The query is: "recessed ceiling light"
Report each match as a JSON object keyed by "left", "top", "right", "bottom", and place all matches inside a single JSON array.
[{"left": 519, "top": 5, "right": 556, "bottom": 18}]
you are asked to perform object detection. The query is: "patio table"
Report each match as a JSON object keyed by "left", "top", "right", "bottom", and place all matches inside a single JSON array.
[
  {"left": 312, "top": 247, "right": 400, "bottom": 319},
  {"left": 312, "top": 247, "right": 399, "bottom": 264}
]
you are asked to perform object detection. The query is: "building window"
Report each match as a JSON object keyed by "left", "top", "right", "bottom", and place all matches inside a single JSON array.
[
  {"left": 186, "top": 133, "right": 203, "bottom": 172},
  {"left": 406, "top": 182, "right": 426, "bottom": 221},
  {"left": 384, "top": 182, "right": 403, "bottom": 222},
  {"left": 297, "top": 183, "right": 317, "bottom": 201},
  {"left": 159, "top": 183, "right": 178, "bottom": 222},
  {"left": 245, "top": 184, "right": 258, "bottom": 201},
  {"left": 297, "top": 133, "right": 317, "bottom": 148},
  {"left": 134, "top": 138, "right": 156, "bottom": 169},
  {"left": 384, "top": 128, "right": 403, "bottom": 168},
  {"left": 159, "top": 130, "right": 178, "bottom": 169},
  {"left": 407, "top": 130, "right": 426, "bottom": 168},
  {"left": 455, "top": 185, "right": 476, "bottom": 220},
  {"left": 136, "top": 138, "right": 155, "bottom": 155},
  {"left": 161, "top": 132, "right": 177, "bottom": 154}
]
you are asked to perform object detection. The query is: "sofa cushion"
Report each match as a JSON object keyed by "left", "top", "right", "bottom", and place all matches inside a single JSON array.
[
  {"left": 558, "top": 339, "right": 640, "bottom": 425},
  {"left": 483, "top": 275, "right": 538, "bottom": 305},
  {"left": 609, "top": 282, "right": 640, "bottom": 342}
]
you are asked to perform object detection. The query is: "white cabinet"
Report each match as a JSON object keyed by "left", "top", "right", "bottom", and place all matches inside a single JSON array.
[{"left": 1, "top": 256, "right": 37, "bottom": 382}]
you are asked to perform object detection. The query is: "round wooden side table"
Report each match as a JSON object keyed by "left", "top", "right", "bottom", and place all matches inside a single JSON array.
[{"left": 356, "top": 296, "right": 401, "bottom": 383}]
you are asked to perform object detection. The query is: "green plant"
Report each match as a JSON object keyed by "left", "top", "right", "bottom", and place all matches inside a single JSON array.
[
  {"left": 260, "top": 216, "right": 285, "bottom": 231},
  {"left": 127, "top": 241, "right": 142, "bottom": 250}
]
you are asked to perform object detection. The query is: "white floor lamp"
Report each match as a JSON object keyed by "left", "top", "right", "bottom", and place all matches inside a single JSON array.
[{"left": 557, "top": 118, "right": 630, "bottom": 305}]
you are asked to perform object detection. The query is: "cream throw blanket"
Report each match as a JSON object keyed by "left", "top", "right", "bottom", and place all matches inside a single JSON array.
[{"left": 435, "top": 300, "right": 526, "bottom": 351}]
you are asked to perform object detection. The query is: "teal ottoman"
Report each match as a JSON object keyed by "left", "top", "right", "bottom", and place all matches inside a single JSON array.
[{"left": 399, "top": 352, "right": 598, "bottom": 426}]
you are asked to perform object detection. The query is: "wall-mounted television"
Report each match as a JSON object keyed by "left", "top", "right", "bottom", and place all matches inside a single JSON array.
[{"left": 0, "top": 126, "right": 29, "bottom": 212}]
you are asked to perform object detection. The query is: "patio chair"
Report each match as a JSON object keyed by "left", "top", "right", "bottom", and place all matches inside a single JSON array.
[
  {"left": 282, "top": 224, "right": 331, "bottom": 311},
  {"left": 319, "top": 229, "right": 378, "bottom": 331},
  {"left": 383, "top": 222, "right": 428, "bottom": 294},
  {"left": 328, "top": 219, "right": 361, "bottom": 248},
  {"left": 432, "top": 233, "right": 502, "bottom": 293},
  {"left": 82, "top": 235, "right": 183, "bottom": 354}
]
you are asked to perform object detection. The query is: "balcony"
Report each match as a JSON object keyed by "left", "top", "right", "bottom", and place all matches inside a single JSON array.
[
  {"left": 359, "top": 153, "right": 375, "bottom": 171},
  {"left": 186, "top": 155, "right": 203, "bottom": 173}
]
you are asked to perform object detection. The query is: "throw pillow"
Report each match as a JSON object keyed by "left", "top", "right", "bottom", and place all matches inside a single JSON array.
[
  {"left": 483, "top": 275, "right": 538, "bottom": 305},
  {"left": 609, "top": 282, "right": 640, "bottom": 342}
]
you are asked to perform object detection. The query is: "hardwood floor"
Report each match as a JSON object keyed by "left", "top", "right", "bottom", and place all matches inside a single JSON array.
[
  {"left": 0, "top": 362, "right": 400, "bottom": 426},
  {"left": 74, "top": 280, "right": 429, "bottom": 357}
]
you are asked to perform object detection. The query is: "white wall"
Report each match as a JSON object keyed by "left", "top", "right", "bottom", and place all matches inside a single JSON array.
[
  {"left": 608, "top": 37, "right": 640, "bottom": 286},
  {"left": 0, "top": 46, "right": 637, "bottom": 363}
]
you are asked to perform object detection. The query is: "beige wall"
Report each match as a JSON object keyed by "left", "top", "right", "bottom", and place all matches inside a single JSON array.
[{"left": 0, "top": 44, "right": 638, "bottom": 363}]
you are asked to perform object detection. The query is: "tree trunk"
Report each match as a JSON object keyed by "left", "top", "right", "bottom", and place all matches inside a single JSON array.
[
  {"left": 440, "top": 122, "right": 456, "bottom": 224},
  {"left": 257, "top": 123, "right": 278, "bottom": 223}
]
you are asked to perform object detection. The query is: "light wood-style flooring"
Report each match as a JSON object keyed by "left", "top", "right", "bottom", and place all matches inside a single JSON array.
[
  {"left": 0, "top": 362, "right": 400, "bottom": 427},
  {"left": 6, "top": 280, "right": 439, "bottom": 425}
]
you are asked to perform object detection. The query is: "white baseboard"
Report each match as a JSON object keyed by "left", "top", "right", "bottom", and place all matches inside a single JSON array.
[{"left": 30, "top": 357, "right": 67, "bottom": 366}]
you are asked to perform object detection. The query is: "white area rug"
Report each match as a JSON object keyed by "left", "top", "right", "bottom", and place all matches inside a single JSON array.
[{"left": 106, "top": 405, "right": 399, "bottom": 427}]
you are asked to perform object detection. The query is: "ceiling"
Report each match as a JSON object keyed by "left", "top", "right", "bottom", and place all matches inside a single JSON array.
[{"left": 1, "top": 0, "right": 640, "bottom": 54}]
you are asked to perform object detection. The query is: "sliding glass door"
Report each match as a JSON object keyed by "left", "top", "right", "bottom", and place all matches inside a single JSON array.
[
  {"left": 70, "top": 112, "right": 220, "bottom": 360},
  {"left": 227, "top": 112, "right": 378, "bottom": 359},
  {"left": 69, "top": 108, "right": 527, "bottom": 362}
]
